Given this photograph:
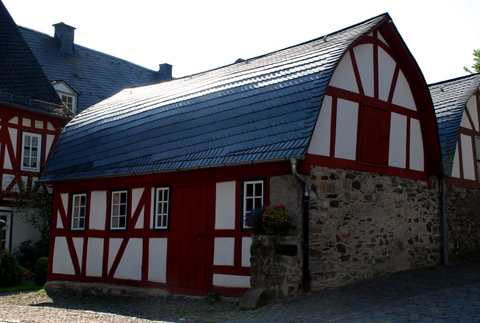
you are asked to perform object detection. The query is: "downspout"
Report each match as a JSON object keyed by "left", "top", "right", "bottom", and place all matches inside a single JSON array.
[
  {"left": 290, "top": 158, "right": 311, "bottom": 293},
  {"left": 440, "top": 175, "right": 449, "bottom": 266}
]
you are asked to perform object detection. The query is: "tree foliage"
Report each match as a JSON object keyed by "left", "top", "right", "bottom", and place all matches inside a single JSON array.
[{"left": 464, "top": 49, "right": 480, "bottom": 74}]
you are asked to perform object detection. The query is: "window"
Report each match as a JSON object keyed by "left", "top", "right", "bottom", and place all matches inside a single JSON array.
[
  {"left": 154, "top": 186, "right": 170, "bottom": 230},
  {"left": 0, "top": 212, "right": 9, "bottom": 251},
  {"left": 21, "top": 132, "right": 42, "bottom": 171},
  {"left": 61, "top": 94, "right": 74, "bottom": 109},
  {"left": 242, "top": 179, "right": 265, "bottom": 229},
  {"left": 110, "top": 190, "right": 128, "bottom": 230},
  {"left": 71, "top": 193, "right": 87, "bottom": 231}
]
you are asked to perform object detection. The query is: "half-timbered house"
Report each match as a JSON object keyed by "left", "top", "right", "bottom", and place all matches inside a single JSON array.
[
  {"left": 0, "top": 1, "right": 72, "bottom": 251},
  {"left": 430, "top": 73, "right": 480, "bottom": 263},
  {"left": 41, "top": 13, "right": 442, "bottom": 297}
]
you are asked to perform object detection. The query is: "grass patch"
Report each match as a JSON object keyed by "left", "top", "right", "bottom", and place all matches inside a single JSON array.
[{"left": 0, "top": 283, "right": 43, "bottom": 293}]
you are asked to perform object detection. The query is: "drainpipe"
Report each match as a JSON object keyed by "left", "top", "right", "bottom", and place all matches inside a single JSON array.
[
  {"left": 290, "top": 158, "right": 311, "bottom": 294},
  {"left": 440, "top": 175, "right": 448, "bottom": 266}
]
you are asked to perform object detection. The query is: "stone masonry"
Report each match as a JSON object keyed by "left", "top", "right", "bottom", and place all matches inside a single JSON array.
[{"left": 308, "top": 166, "right": 442, "bottom": 290}]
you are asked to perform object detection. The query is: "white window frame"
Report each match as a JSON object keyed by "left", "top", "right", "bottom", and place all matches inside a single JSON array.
[
  {"left": 71, "top": 193, "right": 87, "bottom": 231},
  {"left": 154, "top": 186, "right": 170, "bottom": 230},
  {"left": 21, "top": 132, "right": 42, "bottom": 172},
  {"left": 242, "top": 179, "right": 265, "bottom": 229},
  {"left": 110, "top": 190, "right": 128, "bottom": 230},
  {"left": 0, "top": 211, "right": 11, "bottom": 251}
]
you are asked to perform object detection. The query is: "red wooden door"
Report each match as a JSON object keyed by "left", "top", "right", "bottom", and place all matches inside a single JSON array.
[
  {"left": 358, "top": 105, "right": 390, "bottom": 165},
  {"left": 168, "top": 184, "right": 211, "bottom": 295}
]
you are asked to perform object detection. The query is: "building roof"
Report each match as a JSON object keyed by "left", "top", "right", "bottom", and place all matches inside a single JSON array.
[
  {"left": 41, "top": 13, "right": 391, "bottom": 182},
  {"left": 429, "top": 74, "right": 480, "bottom": 167},
  {"left": 0, "top": 0, "right": 71, "bottom": 119},
  {"left": 19, "top": 24, "right": 168, "bottom": 113}
]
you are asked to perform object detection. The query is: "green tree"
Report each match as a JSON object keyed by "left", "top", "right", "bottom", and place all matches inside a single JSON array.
[{"left": 464, "top": 49, "right": 480, "bottom": 74}]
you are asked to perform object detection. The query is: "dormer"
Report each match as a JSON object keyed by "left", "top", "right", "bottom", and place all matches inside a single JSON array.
[{"left": 52, "top": 80, "right": 78, "bottom": 114}]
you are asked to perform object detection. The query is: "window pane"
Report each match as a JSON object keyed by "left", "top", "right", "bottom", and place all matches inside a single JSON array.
[{"left": 246, "top": 183, "right": 253, "bottom": 197}]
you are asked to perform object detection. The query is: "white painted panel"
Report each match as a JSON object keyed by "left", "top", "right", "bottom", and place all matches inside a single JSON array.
[
  {"left": 9, "top": 116, "right": 18, "bottom": 124},
  {"left": 329, "top": 52, "right": 358, "bottom": 93},
  {"left": 409, "top": 119, "right": 424, "bottom": 171},
  {"left": 461, "top": 134, "right": 476, "bottom": 180},
  {"left": 46, "top": 134, "right": 55, "bottom": 161},
  {"left": 2, "top": 175, "right": 15, "bottom": 192},
  {"left": 378, "top": 47, "right": 396, "bottom": 102},
  {"left": 47, "top": 122, "right": 55, "bottom": 131},
  {"left": 86, "top": 238, "right": 104, "bottom": 277},
  {"left": 353, "top": 44, "right": 374, "bottom": 97},
  {"left": 388, "top": 113, "right": 407, "bottom": 168},
  {"left": 460, "top": 109, "right": 472, "bottom": 129},
  {"left": 466, "top": 95, "right": 478, "bottom": 131},
  {"left": 89, "top": 191, "right": 107, "bottom": 230},
  {"left": 214, "top": 237, "right": 235, "bottom": 266},
  {"left": 307, "top": 96, "right": 332, "bottom": 156},
  {"left": 114, "top": 238, "right": 142, "bottom": 281},
  {"left": 22, "top": 118, "right": 31, "bottom": 127},
  {"left": 3, "top": 149, "right": 12, "bottom": 169},
  {"left": 35, "top": 120, "right": 43, "bottom": 129},
  {"left": 213, "top": 274, "right": 250, "bottom": 288},
  {"left": 108, "top": 238, "right": 122, "bottom": 273},
  {"left": 242, "top": 237, "right": 252, "bottom": 267},
  {"left": 215, "top": 181, "right": 236, "bottom": 230},
  {"left": 52, "top": 236, "right": 75, "bottom": 275},
  {"left": 8, "top": 128, "right": 17, "bottom": 157},
  {"left": 451, "top": 142, "right": 461, "bottom": 178},
  {"left": 334, "top": 99, "right": 358, "bottom": 160},
  {"left": 377, "top": 31, "right": 389, "bottom": 46},
  {"left": 73, "top": 237, "right": 84, "bottom": 268},
  {"left": 392, "top": 70, "right": 417, "bottom": 110},
  {"left": 148, "top": 238, "right": 168, "bottom": 283},
  {"left": 56, "top": 211, "right": 64, "bottom": 229},
  {"left": 132, "top": 188, "right": 145, "bottom": 229}
]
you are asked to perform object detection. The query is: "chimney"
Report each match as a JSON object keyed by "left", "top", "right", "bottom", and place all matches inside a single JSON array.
[
  {"left": 53, "top": 22, "right": 76, "bottom": 55},
  {"left": 158, "top": 63, "right": 173, "bottom": 80}
]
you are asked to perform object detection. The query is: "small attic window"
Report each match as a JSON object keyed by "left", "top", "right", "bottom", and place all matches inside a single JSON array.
[{"left": 52, "top": 81, "right": 78, "bottom": 114}]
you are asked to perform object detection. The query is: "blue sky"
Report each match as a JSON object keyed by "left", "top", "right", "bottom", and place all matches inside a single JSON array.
[{"left": 3, "top": 0, "right": 479, "bottom": 84}]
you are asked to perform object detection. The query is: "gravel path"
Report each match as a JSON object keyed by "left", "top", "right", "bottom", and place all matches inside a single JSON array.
[{"left": 0, "top": 290, "right": 247, "bottom": 323}]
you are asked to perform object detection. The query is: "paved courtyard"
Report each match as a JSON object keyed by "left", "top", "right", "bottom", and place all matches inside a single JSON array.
[{"left": 0, "top": 260, "right": 479, "bottom": 322}]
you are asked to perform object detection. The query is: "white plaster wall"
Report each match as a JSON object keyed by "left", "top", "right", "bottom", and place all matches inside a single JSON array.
[
  {"left": 89, "top": 191, "right": 107, "bottom": 230},
  {"left": 52, "top": 236, "right": 75, "bottom": 275},
  {"left": 307, "top": 96, "right": 332, "bottom": 156},
  {"left": 242, "top": 237, "right": 252, "bottom": 267},
  {"left": 215, "top": 181, "right": 236, "bottom": 230},
  {"left": 388, "top": 113, "right": 407, "bottom": 168},
  {"left": 335, "top": 99, "right": 358, "bottom": 160},
  {"left": 392, "top": 71, "right": 417, "bottom": 111},
  {"left": 461, "top": 108, "right": 473, "bottom": 129},
  {"left": 86, "top": 238, "right": 104, "bottom": 277},
  {"left": 213, "top": 237, "right": 235, "bottom": 266},
  {"left": 409, "top": 119, "right": 424, "bottom": 171},
  {"left": 114, "top": 238, "right": 142, "bottom": 281},
  {"left": 451, "top": 142, "right": 461, "bottom": 178},
  {"left": 108, "top": 238, "right": 122, "bottom": 273},
  {"left": 72, "top": 237, "right": 84, "bottom": 268},
  {"left": 58, "top": 193, "right": 69, "bottom": 229},
  {"left": 353, "top": 44, "right": 374, "bottom": 97},
  {"left": 132, "top": 188, "right": 144, "bottom": 229},
  {"left": 46, "top": 134, "right": 55, "bottom": 162},
  {"left": 466, "top": 95, "right": 478, "bottom": 131},
  {"left": 213, "top": 274, "right": 250, "bottom": 288},
  {"left": 378, "top": 47, "right": 396, "bottom": 102},
  {"left": 148, "top": 238, "right": 167, "bottom": 283},
  {"left": 329, "top": 51, "right": 358, "bottom": 93},
  {"left": 461, "top": 134, "right": 476, "bottom": 180}
]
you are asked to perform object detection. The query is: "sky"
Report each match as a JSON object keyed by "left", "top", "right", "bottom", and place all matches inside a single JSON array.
[{"left": 3, "top": 0, "right": 479, "bottom": 84}]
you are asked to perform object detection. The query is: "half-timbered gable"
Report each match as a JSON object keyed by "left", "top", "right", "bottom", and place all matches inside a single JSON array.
[
  {"left": 0, "top": 1, "right": 72, "bottom": 250},
  {"left": 430, "top": 73, "right": 480, "bottom": 263},
  {"left": 42, "top": 14, "right": 443, "bottom": 298}
]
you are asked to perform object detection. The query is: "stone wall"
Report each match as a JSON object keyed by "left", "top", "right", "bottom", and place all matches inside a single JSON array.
[
  {"left": 308, "top": 166, "right": 442, "bottom": 290},
  {"left": 446, "top": 185, "right": 480, "bottom": 263}
]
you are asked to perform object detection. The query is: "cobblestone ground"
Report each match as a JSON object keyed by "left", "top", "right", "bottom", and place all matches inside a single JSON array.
[{"left": 1, "top": 260, "right": 479, "bottom": 322}]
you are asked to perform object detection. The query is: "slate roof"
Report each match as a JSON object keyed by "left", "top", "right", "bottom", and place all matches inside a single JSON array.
[
  {"left": 19, "top": 25, "right": 166, "bottom": 113},
  {"left": 429, "top": 74, "right": 480, "bottom": 165},
  {"left": 41, "top": 14, "right": 390, "bottom": 182},
  {"left": 0, "top": 1, "right": 71, "bottom": 119}
]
